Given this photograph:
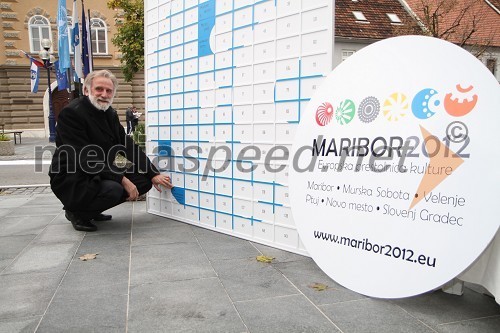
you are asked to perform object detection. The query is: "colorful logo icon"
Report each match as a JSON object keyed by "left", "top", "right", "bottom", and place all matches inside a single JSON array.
[
  {"left": 412, "top": 88, "right": 440, "bottom": 119},
  {"left": 313, "top": 84, "right": 478, "bottom": 125},
  {"left": 444, "top": 84, "right": 478, "bottom": 117},
  {"left": 335, "top": 99, "right": 356, "bottom": 125},
  {"left": 383, "top": 92, "right": 408, "bottom": 121},
  {"left": 358, "top": 96, "right": 380, "bottom": 123},
  {"left": 315, "top": 102, "right": 334, "bottom": 126}
]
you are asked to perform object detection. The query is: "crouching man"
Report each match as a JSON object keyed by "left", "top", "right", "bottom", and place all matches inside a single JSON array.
[{"left": 49, "top": 70, "right": 172, "bottom": 231}]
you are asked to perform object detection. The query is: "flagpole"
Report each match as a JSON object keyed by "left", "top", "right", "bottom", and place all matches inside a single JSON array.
[
  {"left": 66, "top": 68, "right": 74, "bottom": 93},
  {"left": 88, "top": 8, "right": 94, "bottom": 72},
  {"left": 40, "top": 39, "right": 56, "bottom": 143},
  {"left": 81, "top": 0, "right": 91, "bottom": 77}
]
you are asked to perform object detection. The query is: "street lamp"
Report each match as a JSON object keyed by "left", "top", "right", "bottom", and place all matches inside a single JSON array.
[{"left": 39, "top": 38, "right": 56, "bottom": 143}]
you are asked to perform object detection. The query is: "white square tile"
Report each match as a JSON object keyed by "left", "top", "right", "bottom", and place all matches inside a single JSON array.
[
  {"left": 254, "top": 20, "right": 276, "bottom": 44},
  {"left": 276, "top": 36, "right": 300, "bottom": 59},
  {"left": 233, "top": 105, "right": 253, "bottom": 123},
  {"left": 253, "top": 103, "right": 275, "bottom": 123},
  {"left": 253, "top": 62, "right": 275, "bottom": 83},
  {"left": 254, "top": 41, "right": 275, "bottom": 64},
  {"left": 276, "top": 58, "right": 299, "bottom": 79},
  {"left": 233, "top": 124, "right": 253, "bottom": 142},
  {"left": 253, "top": 83, "right": 275, "bottom": 103},
  {"left": 253, "top": 124, "right": 276, "bottom": 143},
  {"left": 275, "top": 123, "right": 297, "bottom": 144},
  {"left": 234, "top": 7, "right": 253, "bottom": 28},
  {"left": 184, "top": 41, "right": 198, "bottom": 58},
  {"left": 233, "top": 65, "right": 253, "bottom": 86},
  {"left": 254, "top": 1, "right": 276, "bottom": 22},
  {"left": 233, "top": 85, "right": 253, "bottom": 105},
  {"left": 276, "top": 14, "right": 300, "bottom": 38},
  {"left": 216, "top": 212, "right": 232, "bottom": 230},
  {"left": 277, "top": 0, "right": 301, "bottom": 17},
  {"left": 275, "top": 79, "right": 299, "bottom": 101},
  {"left": 301, "top": 30, "right": 329, "bottom": 55},
  {"left": 234, "top": 26, "right": 253, "bottom": 47}
]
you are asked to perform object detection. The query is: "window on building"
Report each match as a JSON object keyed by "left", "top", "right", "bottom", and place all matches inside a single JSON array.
[
  {"left": 90, "top": 18, "right": 108, "bottom": 54},
  {"left": 486, "top": 58, "right": 497, "bottom": 76},
  {"left": 342, "top": 50, "right": 355, "bottom": 61},
  {"left": 28, "top": 15, "right": 52, "bottom": 53},
  {"left": 387, "top": 13, "right": 402, "bottom": 24},
  {"left": 353, "top": 11, "right": 368, "bottom": 22}
]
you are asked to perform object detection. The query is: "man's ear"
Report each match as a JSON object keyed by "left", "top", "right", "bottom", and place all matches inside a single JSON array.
[{"left": 83, "top": 87, "right": 89, "bottom": 96}]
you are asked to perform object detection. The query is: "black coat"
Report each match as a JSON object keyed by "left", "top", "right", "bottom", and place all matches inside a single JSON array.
[
  {"left": 49, "top": 96, "right": 158, "bottom": 210},
  {"left": 125, "top": 108, "right": 134, "bottom": 121}
]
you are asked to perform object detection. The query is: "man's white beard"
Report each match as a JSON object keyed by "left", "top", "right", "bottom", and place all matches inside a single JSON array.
[{"left": 89, "top": 94, "right": 113, "bottom": 111}]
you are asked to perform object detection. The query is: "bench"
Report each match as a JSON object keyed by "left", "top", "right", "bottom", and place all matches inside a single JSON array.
[
  {"left": 0, "top": 125, "right": 23, "bottom": 144},
  {"left": 3, "top": 131, "right": 23, "bottom": 144}
]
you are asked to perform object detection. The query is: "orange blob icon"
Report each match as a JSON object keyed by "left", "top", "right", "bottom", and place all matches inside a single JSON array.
[{"left": 444, "top": 84, "right": 478, "bottom": 117}]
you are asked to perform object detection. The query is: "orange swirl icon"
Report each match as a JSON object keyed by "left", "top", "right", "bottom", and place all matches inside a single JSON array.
[{"left": 444, "top": 84, "right": 478, "bottom": 117}]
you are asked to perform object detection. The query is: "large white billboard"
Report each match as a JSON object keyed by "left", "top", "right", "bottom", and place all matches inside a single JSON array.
[{"left": 290, "top": 36, "right": 500, "bottom": 297}]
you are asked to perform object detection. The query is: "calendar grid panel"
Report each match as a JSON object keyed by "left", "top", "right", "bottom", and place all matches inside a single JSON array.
[{"left": 145, "top": 0, "right": 333, "bottom": 254}]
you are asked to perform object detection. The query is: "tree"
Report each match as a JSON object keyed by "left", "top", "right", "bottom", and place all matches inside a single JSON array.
[
  {"left": 401, "top": 0, "right": 495, "bottom": 57},
  {"left": 107, "top": 0, "right": 144, "bottom": 82}
]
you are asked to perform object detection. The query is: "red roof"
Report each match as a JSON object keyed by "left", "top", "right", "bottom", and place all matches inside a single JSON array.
[
  {"left": 403, "top": 0, "right": 500, "bottom": 47},
  {"left": 335, "top": 0, "right": 418, "bottom": 40}
]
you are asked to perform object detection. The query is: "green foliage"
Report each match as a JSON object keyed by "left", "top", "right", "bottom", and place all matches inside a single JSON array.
[
  {"left": 133, "top": 122, "right": 146, "bottom": 148},
  {"left": 0, "top": 133, "right": 11, "bottom": 142},
  {"left": 107, "top": 0, "right": 144, "bottom": 82}
]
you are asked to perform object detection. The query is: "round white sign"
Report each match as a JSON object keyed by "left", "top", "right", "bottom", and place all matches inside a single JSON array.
[{"left": 290, "top": 36, "right": 500, "bottom": 298}]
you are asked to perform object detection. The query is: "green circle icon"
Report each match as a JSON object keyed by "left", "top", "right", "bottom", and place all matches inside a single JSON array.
[{"left": 335, "top": 99, "right": 356, "bottom": 125}]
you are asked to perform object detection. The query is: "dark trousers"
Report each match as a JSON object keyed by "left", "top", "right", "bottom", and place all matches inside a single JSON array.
[
  {"left": 126, "top": 120, "right": 134, "bottom": 134},
  {"left": 72, "top": 171, "right": 153, "bottom": 220}
]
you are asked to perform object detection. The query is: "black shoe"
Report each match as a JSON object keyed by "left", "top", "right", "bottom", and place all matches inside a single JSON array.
[
  {"left": 65, "top": 211, "right": 97, "bottom": 232},
  {"left": 93, "top": 213, "right": 112, "bottom": 221}
]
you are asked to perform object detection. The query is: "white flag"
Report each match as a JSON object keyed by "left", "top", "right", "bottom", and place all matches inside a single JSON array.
[{"left": 30, "top": 60, "right": 40, "bottom": 93}]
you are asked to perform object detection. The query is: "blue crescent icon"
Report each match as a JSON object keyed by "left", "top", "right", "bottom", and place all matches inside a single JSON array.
[{"left": 411, "top": 88, "right": 440, "bottom": 119}]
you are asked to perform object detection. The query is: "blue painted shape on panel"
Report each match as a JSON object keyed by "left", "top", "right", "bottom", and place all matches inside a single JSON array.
[
  {"left": 171, "top": 186, "right": 186, "bottom": 205},
  {"left": 157, "top": 140, "right": 172, "bottom": 156},
  {"left": 198, "top": 0, "right": 215, "bottom": 57}
]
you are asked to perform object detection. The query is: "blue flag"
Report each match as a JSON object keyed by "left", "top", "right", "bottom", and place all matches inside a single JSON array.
[
  {"left": 57, "top": 0, "right": 70, "bottom": 73},
  {"left": 54, "top": 60, "right": 69, "bottom": 91},
  {"left": 30, "top": 60, "right": 40, "bottom": 93}
]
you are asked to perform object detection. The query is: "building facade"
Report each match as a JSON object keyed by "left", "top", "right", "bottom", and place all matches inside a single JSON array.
[
  {"left": 0, "top": 0, "right": 145, "bottom": 137},
  {"left": 1, "top": 0, "right": 498, "bottom": 137}
]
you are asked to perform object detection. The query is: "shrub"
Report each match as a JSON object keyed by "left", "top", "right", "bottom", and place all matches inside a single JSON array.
[
  {"left": 132, "top": 122, "right": 146, "bottom": 148},
  {"left": 0, "top": 133, "right": 11, "bottom": 142}
]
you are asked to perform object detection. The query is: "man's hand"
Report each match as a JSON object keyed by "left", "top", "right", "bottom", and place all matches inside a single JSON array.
[
  {"left": 121, "top": 176, "right": 139, "bottom": 201},
  {"left": 152, "top": 174, "right": 173, "bottom": 192}
]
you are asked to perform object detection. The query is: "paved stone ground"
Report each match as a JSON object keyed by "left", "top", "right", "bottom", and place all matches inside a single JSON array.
[
  {"left": 0, "top": 189, "right": 499, "bottom": 333},
  {"left": 1, "top": 141, "right": 499, "bottom": 332},
  {"left": 0, "top": 138, "right": 55, "bottom": 161},
  {"left": 0, "top": 186, "right": 52, "bottom": 196}
]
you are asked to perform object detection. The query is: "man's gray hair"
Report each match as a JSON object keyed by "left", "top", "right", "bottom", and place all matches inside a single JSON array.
[{"left": 83, "top": 70, "right": 118, "bottom": 94}]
